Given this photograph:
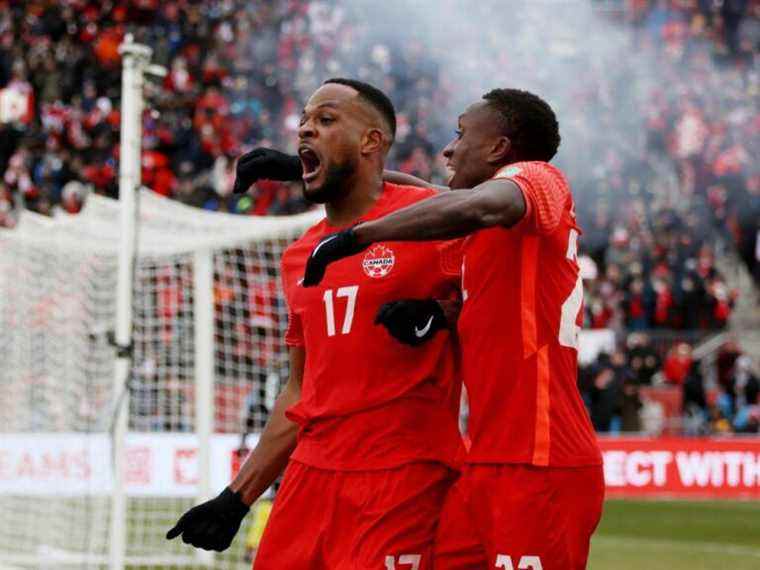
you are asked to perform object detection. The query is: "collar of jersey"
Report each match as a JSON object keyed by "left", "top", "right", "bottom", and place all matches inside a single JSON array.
[{"left": 322, "top": 182, "right": 394, "bottom": 232}]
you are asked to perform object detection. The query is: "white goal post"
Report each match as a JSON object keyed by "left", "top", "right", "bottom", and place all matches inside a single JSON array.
[{"left": 0, "top": 35, "right": 322, "bottom": 570}]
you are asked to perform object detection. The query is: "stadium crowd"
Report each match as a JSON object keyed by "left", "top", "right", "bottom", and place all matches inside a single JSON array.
[
  {"left": 579, "top": 333, "right": 760, "bottom": 435},
  {"left": 1, "top": 0, "right": 758, "bottom": 434}
]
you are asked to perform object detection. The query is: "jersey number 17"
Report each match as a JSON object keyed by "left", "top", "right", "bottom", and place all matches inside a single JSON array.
[{"left": 323, "top": 286, "right": 359, "bottom": 336}]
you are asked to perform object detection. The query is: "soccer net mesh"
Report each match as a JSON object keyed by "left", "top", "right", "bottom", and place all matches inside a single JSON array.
[{"left": 0, "top": 190, "right": 321, "bottom": 569}]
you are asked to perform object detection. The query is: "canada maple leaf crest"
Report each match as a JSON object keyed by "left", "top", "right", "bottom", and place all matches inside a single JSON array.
[{"left": 362, "top": 244, "right": 395, "bottom": 278}]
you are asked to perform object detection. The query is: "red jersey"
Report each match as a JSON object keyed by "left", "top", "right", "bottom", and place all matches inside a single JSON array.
[
  {"left": 459, "top": 161, "right": 601, "bottom": 467},
  {"left": 281, "top": 183, "right": 465, "bottom": 471}
]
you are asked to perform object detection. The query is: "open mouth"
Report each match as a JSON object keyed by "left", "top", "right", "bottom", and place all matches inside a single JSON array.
[
  {"left": 445, "top": 164, "right": 456, "bottom": 184},
  {"left": 299, "top": 147, "right": 322, "bottom": 184}
]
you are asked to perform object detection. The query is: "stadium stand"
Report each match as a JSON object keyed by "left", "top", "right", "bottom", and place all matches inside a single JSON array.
[{"left": 1, "top": 0, "right": 758, "bottom": 436}]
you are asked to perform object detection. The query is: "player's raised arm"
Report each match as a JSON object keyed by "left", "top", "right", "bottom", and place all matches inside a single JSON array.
[
  {"left": 231, "top": 146, "right": 448, "bottom": 194},
  {"left": 302, "top": 178, "right": 525, "bottom": 286},
  {"left": 232, "top": 148, "right": 303, "bottom": 194},
  {"left": 166, "top": 346, "right": 304, "bottom": 551}
]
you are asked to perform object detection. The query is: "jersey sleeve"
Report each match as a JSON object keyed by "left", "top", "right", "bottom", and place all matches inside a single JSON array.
[
  {"left": 280, "top": 253, "right": 305, "bottom": 347},
  {"left": 284, "top": 310, "right": 305, "bottom": 347},
  {"left": 493, "top": 162, "right": 569, "bottom": 235}
]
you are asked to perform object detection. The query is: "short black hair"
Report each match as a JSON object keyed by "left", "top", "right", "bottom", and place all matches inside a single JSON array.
[
  {"left": 323, "top": 77, "right": 397, "bottom": 140},
  {"left": 482, "top": 88, "right": 560, "bottom": 162}
]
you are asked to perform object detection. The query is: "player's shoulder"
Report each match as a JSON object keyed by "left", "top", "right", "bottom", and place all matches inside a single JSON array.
[
  {"left": 494, "top": 161, "right": 568, "bottom": 186},
  {"left": 494, "top": 161, "right": 572, "bottom": 208},
  {"left": 381, "top": 181, "right": 438, "bottom": 209},
  {"left": 281, "top": 220, "right": 327, "bottom": 271}
]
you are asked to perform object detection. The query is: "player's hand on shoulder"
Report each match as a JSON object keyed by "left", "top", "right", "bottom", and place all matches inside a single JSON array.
[
  {"left": 303, "top": 227, "right": 367, "bottom": 286},
  {"left": 375, "top": 299, "right": 447, "bottom": 346},
  {"left": 233, "top": 148, "right": 303, "bottom": 194},
  {"left": 166, "top": 487, "right": 249, "bottom": 552}
]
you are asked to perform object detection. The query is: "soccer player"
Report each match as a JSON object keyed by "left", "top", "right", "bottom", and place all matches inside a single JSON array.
[
  {"left": 166, "top": 78, "right": 465, "bottom": 569},
  {"left": 300, "top": 89, "right": 605, "bottom": 569}
]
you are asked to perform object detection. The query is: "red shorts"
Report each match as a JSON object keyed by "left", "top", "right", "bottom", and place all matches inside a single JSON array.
[
  {"left": 434, "top": 464, "right": 605, "bottom": 570},
  {"left": 254, "top": 460, "right": 456, "bottom": 570}
]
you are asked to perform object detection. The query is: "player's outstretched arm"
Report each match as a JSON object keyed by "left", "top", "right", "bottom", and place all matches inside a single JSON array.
[
  {"left": 232, "top": 149, "right": 447, "bottom": 195},
  {"left": 166, "top": 347, "right": 305, "bottom": 551},
  {"left": 356, "top": 178, "right": 526, "bottom": 243},
  {"left": 302, "top": 179, "right": 525, "bottom": 286},
  {"left": 383, "top": 170, "right": 449, "bottom": 193},
  {"left": 228, "top": 346, "right": 304, "bottom": 503}
]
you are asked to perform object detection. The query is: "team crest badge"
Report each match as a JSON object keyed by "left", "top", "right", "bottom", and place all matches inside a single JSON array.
[{"left": 362, "top": 245, "right": 395, "bottom": 278}]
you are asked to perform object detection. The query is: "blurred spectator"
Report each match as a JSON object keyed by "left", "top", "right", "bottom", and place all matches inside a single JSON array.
[
  {"left": 663, "top": 342, "right": 694, "bottom": 385},
  {"left": 682, "top": 360, "right": 709, "bottom": 434},
  {"left": 626, "top": 333, "right": 661, "bottom": 385},
  {"left": 727, "top": 355, "right": 760, "bottom": 432},
  {"left": 582, "top": 348, "right": 637, "bottom": 433}
]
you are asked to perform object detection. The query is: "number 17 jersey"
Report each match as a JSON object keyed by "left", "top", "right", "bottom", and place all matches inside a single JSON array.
[
  {"left": 280, "top": 183, "right": 465, "bottom": 472},
  {"left": 459, "top": 161, "right": 601, "bottom": 467}
]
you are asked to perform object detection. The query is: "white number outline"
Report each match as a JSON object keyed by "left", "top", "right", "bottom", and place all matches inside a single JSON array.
[
  {"left": 385, "top": 554, "right": 421, "bottom": 570},
  {"left": 495, "top": 554, "right": 543, "bottom": 570},
  {"left": 323, "top": 286, "right": 359, "bottom": 337}
]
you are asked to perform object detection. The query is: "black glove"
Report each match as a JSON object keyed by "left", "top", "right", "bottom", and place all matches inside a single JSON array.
[
  {"left": 375, "top": 299, "right": 447, "bottom": 346},
  {"left": 303, "top": 227, "right": 368, "bottom": 286},
  {"left": 233, "top": 148, "right": 302, "bottom": 194},
  {"left": 166, "top": 487, "right": 249, "bottom": 551}
]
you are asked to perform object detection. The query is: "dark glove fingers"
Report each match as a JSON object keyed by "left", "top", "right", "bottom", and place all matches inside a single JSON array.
[
  {"left": 275, "top": 154, "right": 304, "bottom": 180},
  {"left": 208, "top": 523, "right": 236, "bottom": 552},
  {"left": 181, "top": 526, "right": 199, "bottom": 545},
  {"left": 233, "top": 150, "right": 274, "bottom": 193},
  {"left": 375, "top": 301, "right": 401, "bottom": 325},
  {"left": 167, "top": 487, "right": 248, "bottom": 548},
  {"left": 302, "top": 229, "right": 364, "bottom": 287},
  {"left": 389, "top": 305, "right": 419, "bottom": 333},
  {"left": 166, "top": 521, "right": 184, "bottom": 540},
  {"left": 232, "top": 176, "right": 252, "bottom": 195},
  {"left": 187, "top": 516, "right": 220, "bottom": 548},
  {"left": 238, "top": 148, "right": 268, "bottom": 162},
  {"left": 196, "top": 522, "right": 222, "bottom": 551},
  {"left": 195, "top": 522, "right": 222, "bottom": 551},
  {"left": 239, "top": 150, "right": 301, "bottom": 181},
  {"left": 218, "top": 487, "right": 250, "bottom": 521},
  {"left": 233, "top": 166, "right": 262, "bottom": 194},
  {"left": 379, "top": 299, "right": 444, "bottom": 346},
  {"left": 166, "top": 510, "right": 191, "bottom": 540},
  {"left": 302, "top": 258, "right": 326, "bottom": 287}
]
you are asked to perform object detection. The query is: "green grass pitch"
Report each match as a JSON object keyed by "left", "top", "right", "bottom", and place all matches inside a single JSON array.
[
  {"left": 124, "top": 498, "right": 760, "bottom": 569},
  {"left": 589, "top": 500, "right": 760, "bottom": 570}
]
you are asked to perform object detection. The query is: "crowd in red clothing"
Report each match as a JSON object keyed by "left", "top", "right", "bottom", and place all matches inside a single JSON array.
[
  {"left": 1, "top": 1, "right": 757, "bottom": 433},
  {"left": 1, "top": 0, "right": 756, "bottom": 285}
]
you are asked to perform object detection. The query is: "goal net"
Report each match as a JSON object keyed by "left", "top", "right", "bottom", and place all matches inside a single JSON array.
[{"left": 0, "top": 190, "right": 321, "bottom": 569}]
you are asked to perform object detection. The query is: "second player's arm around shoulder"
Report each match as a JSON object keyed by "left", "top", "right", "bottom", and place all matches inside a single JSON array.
[
  {"left": 464, "top": 178, "right": 527, "bottom": 229},
  {"left": 301, "top": 179, "right": 527, "bottom": 288},
  {"left": 355, "top": 177, "right": 526, "bottom": 246}
]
